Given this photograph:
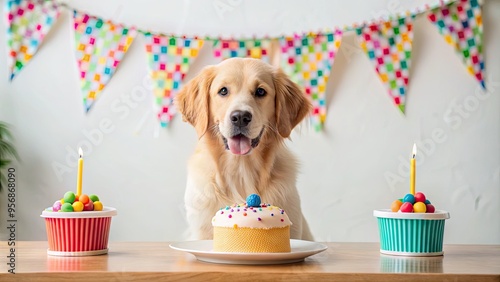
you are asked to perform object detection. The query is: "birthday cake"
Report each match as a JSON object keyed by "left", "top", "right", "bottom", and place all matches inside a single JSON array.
[
  {"left": 373, "top": 191, "right": 450, "bottom": 256},
  {"left": 41, "top": 191, "right": 117, "bottom": 256},
  {"left": 212, "top": 194, "right": 292, "bottom": 253}
]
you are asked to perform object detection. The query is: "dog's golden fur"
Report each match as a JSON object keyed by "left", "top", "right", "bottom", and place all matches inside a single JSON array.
[{"left": 176, "top": 58, "right": 312, "bottom": 240}]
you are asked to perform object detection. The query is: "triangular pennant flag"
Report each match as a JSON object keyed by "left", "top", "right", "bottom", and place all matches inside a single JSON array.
[
  {"left": 73, "top": 11, "right": 137, "bottom": 112},
  {"left": 356, "top": 15, "right": 414, "bottom": 113},
  {"left": 144, "top": 34, "right": 204, "bottom": 127},
  {"left": 213, "top": 39, "right": 271, "bottom": 63},
  {"left": 279, "top": 31, "right": 342, "bottom": 131},
  {"left": 5, "top": 0, "right": 61, "bottom": 80},
  {"left": 428, "top": 0, "right": 485, "bottom": 88}
]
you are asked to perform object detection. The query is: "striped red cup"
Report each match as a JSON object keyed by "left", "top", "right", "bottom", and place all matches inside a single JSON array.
[{"left": 41, "top": 207, "right": 117, "bottom": 256}]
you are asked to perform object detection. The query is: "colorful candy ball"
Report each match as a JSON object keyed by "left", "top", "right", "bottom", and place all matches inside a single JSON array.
[
  {"left": 403, "top": 194, "right": 415, "bottom": 204},
  {"left": 414, "top": 192, "right": 426, "bottom": 203},
  {"left": 400, "top": 202, "right": 414, "bottom": 213},
  {"left": 93, "top": 201, "right": 103, "bottom": 211},
  {"left": 391, "top": 192, "right": 437, "bottom": 213},
  {"left": 391, "top": 200, "right": 403, "bottom": 212},
  {"left": 83, "top": 200, "right": 94, "bottom": 211},
  {"left": 89, "top": 194, "right": 100, "bottom": 202},
  {"left": 413, "top": 202, "right": 427, "bottom": 213},
  {"left": 426, "top": 204, "right": 435, "bottom": 213},
  {"left": 72, "top": 201, "right": 84, "bottom": 212},
  {"left": 246, "top": 194, "right": 261, "bottom": 207},
  {"left": 52, "top": 201, "right": 62, "bottom": 212},
  {"left": 79, "top": 194, "right": 90, "bottom": 205},
  {"left": 52, "top": 193, "right": 103, "bottom": 212},
  {"left": 61, "top": 202, "right": 74, "bottom": 212},
  {"left": 63, "top": 191, "right": 76, "bottom": 204}
]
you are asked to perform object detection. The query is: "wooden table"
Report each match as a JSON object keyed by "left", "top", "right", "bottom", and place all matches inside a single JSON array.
[{"left": 1, "top": 241, "right": 499, "bottom": 281}]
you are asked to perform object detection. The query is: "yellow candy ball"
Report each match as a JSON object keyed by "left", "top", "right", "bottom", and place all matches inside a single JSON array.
[
  {"left": 413, "top": 202, "right": 427, "bottom": 213},
  {"left": 60, "top": 198, "right": 65, "bottom": 204},
  {"left": 93, "top": 201, "right": 103, "bottom": 211},
  {"left": 72, "top": 201, "right": 84, "bottom": 212}
]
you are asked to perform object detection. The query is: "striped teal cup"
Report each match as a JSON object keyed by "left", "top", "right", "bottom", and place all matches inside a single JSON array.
[{"left": 373, "top": 209, "right": 450, "bottom": 256}]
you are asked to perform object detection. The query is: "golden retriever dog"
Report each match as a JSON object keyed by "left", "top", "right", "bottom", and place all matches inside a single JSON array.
[{"left": 176, "top": 58, "right": 313, "bottom": 240}]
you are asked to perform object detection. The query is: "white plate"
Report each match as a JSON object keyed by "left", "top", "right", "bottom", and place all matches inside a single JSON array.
[{"left": 169, "top": 239, "right": 328, "bottom": 265}]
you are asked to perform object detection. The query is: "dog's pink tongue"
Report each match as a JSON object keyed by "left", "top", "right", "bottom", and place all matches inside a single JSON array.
[{"left": 228, "top": 135, "right": 251, "bottom": 155}]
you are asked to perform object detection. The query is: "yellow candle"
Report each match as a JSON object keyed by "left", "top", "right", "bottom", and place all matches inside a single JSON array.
[
  {"left": 410, "top": 143, "right": 416, "bottom": 195},
  {"left": 77, "top": 147, "right": 83, "bottom": 196}
]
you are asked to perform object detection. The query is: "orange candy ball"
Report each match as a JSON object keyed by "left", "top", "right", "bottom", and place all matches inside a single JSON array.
[
  {"left": 391, "top": 200, "right": 403, "bottom": 212},
  {"left": 79, "top": 194, "right": 90, "bottom": 205}
]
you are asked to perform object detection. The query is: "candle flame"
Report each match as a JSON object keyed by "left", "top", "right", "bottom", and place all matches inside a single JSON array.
[
  {"left": 78, "top": 147, "right": 83, "bottom": 158},
  {"left": 412, "top": 143, "right": 417, "bottom": 158}
]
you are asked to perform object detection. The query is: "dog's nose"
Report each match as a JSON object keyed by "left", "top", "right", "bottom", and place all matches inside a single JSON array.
[{"left": 230, "top": 110, "right": 252, "bottom": 127}]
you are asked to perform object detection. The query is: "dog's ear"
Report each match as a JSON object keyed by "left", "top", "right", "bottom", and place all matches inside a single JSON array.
[
  {"left": 176, "top": 66, "right": 216, "bottom": 137},
  {"left": 273, "top": 68, "right": 312, "bottom": 138}
]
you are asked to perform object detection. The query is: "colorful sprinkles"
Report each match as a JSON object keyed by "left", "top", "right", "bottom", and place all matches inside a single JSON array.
[
  {"left": 213, "top": 195, "right": 290, "bottom": 227},
  {"left": 216, "top": 201, "right": 288, "bottom": 222}
]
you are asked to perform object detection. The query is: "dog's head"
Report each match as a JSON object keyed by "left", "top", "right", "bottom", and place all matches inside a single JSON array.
[{"left": 176, "top": 58, "right": 311, "bottom": 155}]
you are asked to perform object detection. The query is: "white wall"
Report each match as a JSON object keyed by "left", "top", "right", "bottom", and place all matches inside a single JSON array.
[{"left": 0, "top": 0, "right": 498, "bottom": 244}]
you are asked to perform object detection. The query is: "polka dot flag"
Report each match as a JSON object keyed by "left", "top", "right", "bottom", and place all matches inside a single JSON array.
[
  {"left": 73, "top": 11, "right": 137, "bottom": 112},
  {"left": 356, "top": 15, "right": 415, "bottom": 114},
  {"left": 213, "top": 39, "right": 271, "bottom": 63},
  {"left": 5, "top": 0, "right": 61, "bottom": 80},
  {"left": 428, "top": 0, "right": 485, "bottom": 88},
  {"left": 279, "top": 31, "right": 342, "bottom": 131},
  {"left": 144, "top": 34, "right": 204, "bottom": 127}
]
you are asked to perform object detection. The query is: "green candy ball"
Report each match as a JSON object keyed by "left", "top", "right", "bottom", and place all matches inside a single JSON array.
[
  {"left": 63, "top": 191, "right": 76, "bottom": 204},
  {"left": 61, "top": 203, "right": 74, "bottom": 212},
  {"left": 89, "top": 194, "right": 99, "bottom": 202}
]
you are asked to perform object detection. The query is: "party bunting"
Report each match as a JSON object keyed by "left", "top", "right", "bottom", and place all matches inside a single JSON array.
[
  {"left": 356, "top": 15, "right": 415, "bottom": 113},
  {"left": 428, "top": 0, "right": 485, "bottom": 88},
  {"left": 279, "top": 31, "right": 342, "bottom": 131},
  {"left": 213, "top": 39, "right": 271, "bottom": 63},
  {"left": 2, "top": 0, "right": 488, "bottom": 132},
  {"left": 144, "top": 34, "right": 204, "bottom": 127},
  {"left": 73, "top": 11, "right": 137, "bottom": 112},
  {"left": 5, "top": 0, "right": 61, "bottom": 80}
]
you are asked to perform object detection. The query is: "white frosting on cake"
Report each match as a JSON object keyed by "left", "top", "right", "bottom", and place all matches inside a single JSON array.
[{"left": 212, "top": 203, "right": 292, "bottom": 229}]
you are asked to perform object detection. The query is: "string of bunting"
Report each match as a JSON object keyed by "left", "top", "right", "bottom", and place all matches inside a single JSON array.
[{"left": 4, "top": 0, "right": 486, "bottom": 130}]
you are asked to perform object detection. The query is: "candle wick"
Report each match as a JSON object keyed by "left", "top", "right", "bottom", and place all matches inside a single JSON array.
[{"left": 412, "top": 153, "right": 415, "bottom": 158}]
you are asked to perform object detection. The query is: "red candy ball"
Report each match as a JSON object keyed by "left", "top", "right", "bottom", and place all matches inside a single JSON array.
[
  {"left": 83, "top": 200, "right": 94, "bottom": 211},
  {"left": 414, "top": 192, "right": 426, "bottom": 203},
  {"left": 426, "top": 204, "right": 435, "bottom": 213},
  {"left": 400, "top": 202, "right": 414, "bottom": 213}
]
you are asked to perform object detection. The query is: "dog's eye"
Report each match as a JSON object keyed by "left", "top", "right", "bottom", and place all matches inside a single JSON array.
[
  {"left": 218, "top": 87, "right": 228, "bottom": 96},
  {"left": 255, "top": 88, "right": 266, "bottom": 97}
]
